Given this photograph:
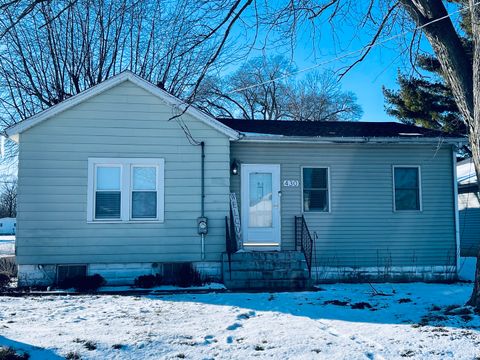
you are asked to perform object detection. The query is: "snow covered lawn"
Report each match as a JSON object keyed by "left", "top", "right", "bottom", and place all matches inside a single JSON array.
[{"left": 1, "top": 283, "right": 479, "bottom": 359}]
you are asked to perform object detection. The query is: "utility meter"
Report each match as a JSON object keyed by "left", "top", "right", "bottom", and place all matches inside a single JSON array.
[{"left": 197, "top": 216, "right": 208, "bottom": 235}]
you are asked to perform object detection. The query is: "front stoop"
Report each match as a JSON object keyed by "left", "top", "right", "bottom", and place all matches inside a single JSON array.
[{"left": 222, "top": 251, "right": 313, "bottom": 291}]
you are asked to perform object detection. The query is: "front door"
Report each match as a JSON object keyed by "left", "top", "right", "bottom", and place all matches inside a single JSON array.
[{"left": 241, "top": 164, "right": 281, "bottom": 250}]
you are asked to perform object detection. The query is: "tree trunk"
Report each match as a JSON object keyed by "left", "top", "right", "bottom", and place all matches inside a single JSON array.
[
  {"left": 400, "top": 0, "right": 474, "bottom": 122},
  {"left": 400, "top": 0, "right": 480, "bottom": 309},
  {"left": 467, "top": 0, "right": 480, "bottom": 311}
]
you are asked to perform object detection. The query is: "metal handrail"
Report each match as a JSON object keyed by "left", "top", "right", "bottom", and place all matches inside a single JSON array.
[
  {"left": 295, "top": 215, "right": 314, "bottom": 276},
  {"left": 225, "top": 215, "right": 236, "bottom": 280}
]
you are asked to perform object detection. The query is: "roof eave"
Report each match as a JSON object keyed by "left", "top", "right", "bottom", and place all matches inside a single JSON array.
[{"left": 237, "top": 134, "right": 467, "bottom": 145}]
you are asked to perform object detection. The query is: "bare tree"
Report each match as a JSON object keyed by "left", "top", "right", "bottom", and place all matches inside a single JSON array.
[
  {"left": 0, "top": 0, "right": 254, "bottom": 157},
  {"left": 196, "top": 56, "right": 362, "bottom": 121},
  {"left": 0, "top": 179, "right": 17, "bottom": 218},
  {"left": 2, "top": 0, "right": 480, "bottom": 307},
  {"left": 287, "top": 71, "right": 362, "bottom": 121}
]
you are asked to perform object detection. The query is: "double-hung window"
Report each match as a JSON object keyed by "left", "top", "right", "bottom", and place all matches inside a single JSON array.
[
  {"left": 393, "top": 166, "right": 421, "bottom": 211},
  {"left": 302, "top": 167, "right": 330, "bottom": 212},
  {"left": 88, "top": 158, "right": 164, "bottom": 222},
  {"left": 95, "top": 165, "right": 122, "bottom": 219},
  {"left": 131, "top": 166, "right": 158, "bottom": 219}
]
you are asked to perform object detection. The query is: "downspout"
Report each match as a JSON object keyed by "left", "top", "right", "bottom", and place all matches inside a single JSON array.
[
  {"left": 201, "top": 141, "right": 205, "bottom": 260},
  {"left": 201, "top": 141, "right": 205, "bottom": 217},
  {"left": 452, "top": 145, "right": 460, "bottom": 277}
]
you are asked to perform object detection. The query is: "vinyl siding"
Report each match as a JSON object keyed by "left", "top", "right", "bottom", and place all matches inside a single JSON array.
[
  {"left": 16, "top": 80, "right": 230, "bottom": 264},
  {"left": 230, "top": 142, "right": 457, "bottom": 268},
  {"left": 459, "top": 191, "right": 480, "bottom": 257}
]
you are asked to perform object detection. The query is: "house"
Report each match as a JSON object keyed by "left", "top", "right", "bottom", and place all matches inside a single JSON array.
[
  {"left": 457, "top": 158, "right": 479, "bottom": 258},
  {"left": 0, "top": 217, "right": 16, "bottom": 235},
  {"left": 5, "top": 71, "right": 466, "bottom": 289}
]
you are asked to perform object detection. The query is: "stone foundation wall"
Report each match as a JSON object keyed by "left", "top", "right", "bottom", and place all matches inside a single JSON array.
[
  {"left": 311, "top": 265, "right": 458, "bottom": 283},
  {"left": 18, "top": 262, "right": 223, "bottom": 287},
  {"left": 18, "top": 264, "right": 57, "bottom": 287}
]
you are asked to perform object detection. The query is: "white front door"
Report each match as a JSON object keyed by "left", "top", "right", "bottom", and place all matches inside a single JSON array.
[{"left": 241, "top": 164, "right": 281, "bottom": 250}]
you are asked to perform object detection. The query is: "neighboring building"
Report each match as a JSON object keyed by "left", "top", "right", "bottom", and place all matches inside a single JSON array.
[
  {"left": 5, "top": 71, "right": 466, "bottom": 288},
  {"left": 457, "top": 158, "right": 479, "bottom": 258},
  {"left": 0, "top": 217, "right": 16, "bottom": 235}
]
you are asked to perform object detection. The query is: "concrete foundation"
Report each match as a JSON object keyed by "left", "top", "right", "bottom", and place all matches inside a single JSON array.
[{"left": 18, "top": 261, "right": 222, "bottom": 287}]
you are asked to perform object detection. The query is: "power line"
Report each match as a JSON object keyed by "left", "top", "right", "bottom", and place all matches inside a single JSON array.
[{"left": 224, "top": 1, "right": 479, "bottom": 96}]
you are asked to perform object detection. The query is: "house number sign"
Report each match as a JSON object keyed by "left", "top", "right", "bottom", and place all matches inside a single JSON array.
[{"left": 283, "top": 180, "right": 299, "bottom": 187}]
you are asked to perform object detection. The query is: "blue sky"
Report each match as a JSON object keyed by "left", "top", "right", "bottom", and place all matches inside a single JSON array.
[
  {"left": 231, "top": 3, "right": 441, "bottom": 123},
  {"left": 290, "top": 25, "right": 414, "bottom": 123}
]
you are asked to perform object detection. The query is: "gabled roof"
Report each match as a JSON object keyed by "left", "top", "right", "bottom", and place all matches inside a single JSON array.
[
  {"left": 217, "top": 118, "right": 465, "bottom": 143},
  {"left": 5, "top": 71, "right": 239, "bottom": 142}
]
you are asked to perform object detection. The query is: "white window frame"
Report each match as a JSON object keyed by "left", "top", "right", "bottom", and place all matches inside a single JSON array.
[
  {"left": 87, "top": 158, "right": 165, "bottom": 223},
  {"left": 93, "top": 163, "right": 123, "bottom": 221},
  {"left": 301, "top": 166, "right": 331, "bottom": 213},
  {"left": 130, "top": 164, "right": 160, "bottom": 221},
  {"left": 392, "top": 165, "right": 422, "bottom": 212}
]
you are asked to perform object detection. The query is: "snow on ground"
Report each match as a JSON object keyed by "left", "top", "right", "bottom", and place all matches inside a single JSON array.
[
  {"left": 0, "top": 235, "right": 14, "bottom": 257},
  {"left": 458, "top": 257, "right": 477, "bottom": 281},
  {"left": 1, "top": 283, "right": 480, "bottom": 359}
]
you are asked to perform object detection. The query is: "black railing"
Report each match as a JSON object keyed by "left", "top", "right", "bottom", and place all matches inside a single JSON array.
[
  {"left": 225, "top": 215, "right": 237, "bottom": 255},
  {"left": 295, "top": 215, "right": 314, "bottom": 276},
  {"left": 225, "top": 215, "right": 236, "bottom": 280}
]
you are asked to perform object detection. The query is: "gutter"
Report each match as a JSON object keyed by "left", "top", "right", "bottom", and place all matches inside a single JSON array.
[{"left": 235, "top": 134, "right": 467, "bottom": 146}]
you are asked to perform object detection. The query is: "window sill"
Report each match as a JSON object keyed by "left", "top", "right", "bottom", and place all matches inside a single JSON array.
[{"left": 87, "top": 220, "right": 164, "bottom": 224}]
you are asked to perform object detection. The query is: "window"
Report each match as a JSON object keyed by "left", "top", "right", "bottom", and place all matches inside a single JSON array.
[
  {"left": 87, "top": 158, "right": 164, "bottom": 222},
  {"left": 95, "top": 166, "right": 121, "bottom": 219},
  {"left": 131, "top": 166, "right": 158, "bottom": 219},
  {"left": 393, "top": 166, "right": 421, "bottom": 211},
  {"left": 57, "top": 265, "right": 87, "bottom": 284},
  {"left": 302, "top": 167, "right": 329, "bottom": 212}
]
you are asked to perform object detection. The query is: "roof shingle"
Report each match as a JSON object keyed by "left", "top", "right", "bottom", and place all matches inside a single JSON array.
[{"left": 216, "top": 118, "right": 462, "bottom": 138}]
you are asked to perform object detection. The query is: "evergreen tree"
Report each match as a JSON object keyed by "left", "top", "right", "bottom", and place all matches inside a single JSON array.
[
  {"left": 383, "top": 54, "right": 467, "bottom": 135},
  {"left": 383, "top": 0, "right": 472, "bottom": 135}
]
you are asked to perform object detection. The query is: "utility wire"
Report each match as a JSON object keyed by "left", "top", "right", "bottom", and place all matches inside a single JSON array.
[{"left": 223, "top": 1, "right": 480, "bottom": 96}]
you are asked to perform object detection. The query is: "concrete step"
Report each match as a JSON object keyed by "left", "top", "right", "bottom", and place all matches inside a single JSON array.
[
  {"left": 221, "top": 251, "right": 312, "bottom": 291},
  {"left": 223, "top": 269, "right": 310, "bottom": 281},
  {"left": 223, "top": 260, "right": 307, "bottom": 271},
  {"left": 222, "top": 251, "right": 305, "bottom": 262},
  {"left": 223, "top": 278, "right": 313, "bottom": 291}
]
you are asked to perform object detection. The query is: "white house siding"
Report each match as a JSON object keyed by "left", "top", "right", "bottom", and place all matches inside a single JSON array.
[
  {"left": 230, "top": 142, "right": 457, "bottom": 281},
  {"left": 16, "top": 80, "right": 230, "bottom": 285}
]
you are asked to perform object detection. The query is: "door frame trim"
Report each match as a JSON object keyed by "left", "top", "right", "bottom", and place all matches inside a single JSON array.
[{"left": 240, "top": 163, "right": 281, "bottom": 251}]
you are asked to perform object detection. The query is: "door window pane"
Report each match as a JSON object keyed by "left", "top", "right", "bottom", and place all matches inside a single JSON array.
[
  {"left": 394, "top": 167, "right": 420, "bottom": 210},
  {"left": 249, "top": 172, "right": 273, "bottom": 228},
  {"left": 303, "top": 168, "right": 329, "bottom": 212}
]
